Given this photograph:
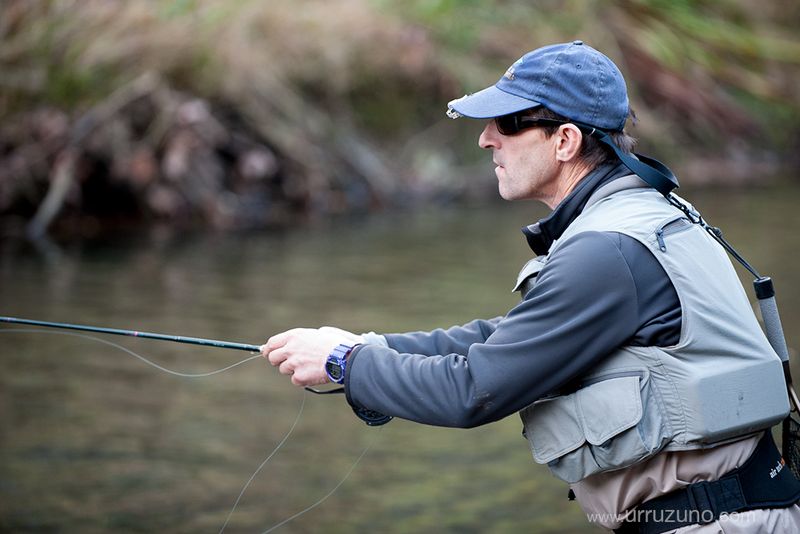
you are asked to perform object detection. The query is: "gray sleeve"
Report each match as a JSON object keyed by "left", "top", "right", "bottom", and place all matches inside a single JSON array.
[
  {"left": 381, "top": 317, "right": 503, "bottom": 356},
  {"left": 344, "top": 232, "right": 642, "bottom": 428}
]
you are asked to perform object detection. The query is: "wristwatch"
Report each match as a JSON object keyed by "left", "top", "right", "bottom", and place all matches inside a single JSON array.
[
  {"left": 325, "top": 343, "right": 356, "bottom": 384},
  {"left": 320, "top": 343, "right": 394, "bottom": 426}
]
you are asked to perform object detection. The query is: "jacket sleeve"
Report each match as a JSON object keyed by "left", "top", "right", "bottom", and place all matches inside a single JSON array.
[
  {"left": 344, "top": 232, "right": 643, "bottom": 428},
  {"left": 382, "top": 317, "right": 503, "bottom": 356}
]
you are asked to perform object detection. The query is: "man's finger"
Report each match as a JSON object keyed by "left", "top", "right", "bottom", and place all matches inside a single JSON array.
[
  {"left": 278, "top": 359, "right": 294, "bottom": 376},
  {"left": 262, "top": 329, "right": 298, "bottom": 352},
  {"left": 266, "top": 346, "right": 289, "bottom": 366}
]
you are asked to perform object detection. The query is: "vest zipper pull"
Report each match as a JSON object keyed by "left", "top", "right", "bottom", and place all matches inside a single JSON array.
[
  {"left": 567, "top": 488, "right": 576, "bottom": 501},
  {"left": 656, "top": 229, "right": 667, "bottom": 252}
]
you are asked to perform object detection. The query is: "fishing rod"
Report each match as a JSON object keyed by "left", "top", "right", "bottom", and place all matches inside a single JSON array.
[
  {"left": 1, "top": 314, "right": 391, "bottom": 424},
  {"left": 0, "top": 317, "right": 375, "bottom": 531},
  {"left": 0, "top": 316, "right": 261, "bottom": 352}
]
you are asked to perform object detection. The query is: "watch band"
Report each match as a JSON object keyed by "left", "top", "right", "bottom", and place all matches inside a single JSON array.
[{"left": 325, "top": 343, "right": 355, "bottom": 384}]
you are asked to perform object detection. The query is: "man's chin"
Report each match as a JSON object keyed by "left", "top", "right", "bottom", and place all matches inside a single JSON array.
[{"left": 497, "top": 187, "right": 517, "bottom": 201}]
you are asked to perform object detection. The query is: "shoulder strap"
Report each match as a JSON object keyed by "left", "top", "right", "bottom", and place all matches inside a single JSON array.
[{"left": 571, "top": 121, "right": 680, "bottom": 197}]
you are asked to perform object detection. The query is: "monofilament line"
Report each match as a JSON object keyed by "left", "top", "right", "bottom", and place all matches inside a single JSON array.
[
  {"left": 0, "top": 328, "right": 261, "bottom": 377},
  {"left": 218, "top": 391, "right": 306, "bottom": 534},
  {"left": 261, "top": 428, "right": 381, "bottom": 534},
  {"left": 1, "top": 326, "right": 378, "bottom": 533}
]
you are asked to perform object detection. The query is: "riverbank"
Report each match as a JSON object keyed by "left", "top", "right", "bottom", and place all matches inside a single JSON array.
[{"left": 1, "top": 1, "right": 798, "bottom": 238}]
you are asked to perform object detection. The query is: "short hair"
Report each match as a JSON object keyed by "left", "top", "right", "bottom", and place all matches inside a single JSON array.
[{"left": 524, "top": 107, "right": 637, "bottom": 170}]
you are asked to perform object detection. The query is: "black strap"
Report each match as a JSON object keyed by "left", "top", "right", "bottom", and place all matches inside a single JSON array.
[
  {"left": 571, "top": 123, "right": 680, "bottom": 197},
  {"left": 304, "top": 386, "right": 393, "bottom": 426},
  {"left": 614, "top": 433, "right": 800, "bottom": 534},
  {"left": 575, "top": 122, "right": 760, "bottom": 280}
]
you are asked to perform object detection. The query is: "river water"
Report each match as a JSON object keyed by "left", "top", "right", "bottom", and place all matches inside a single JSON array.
[{"left": 2, "top": 184, "right": 799, "bottom": 533}]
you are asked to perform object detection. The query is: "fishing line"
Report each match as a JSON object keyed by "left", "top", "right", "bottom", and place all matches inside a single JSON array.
[
  {"left": 2, "top": 326, "right": 378, "bottom": 532},
  {"left": 0, "top": 327, "right": 261, "bottom": 377},
  {"left": 218, "top": 391, "right": 306, "bottom": 534},
  {"left": 261, "top": 428, "right": 381, "bottom": 534}
]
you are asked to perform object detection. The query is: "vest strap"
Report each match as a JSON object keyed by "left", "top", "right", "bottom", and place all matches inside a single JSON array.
[{"left": 614, "top": 432, "right": 800, "bottom": 534}]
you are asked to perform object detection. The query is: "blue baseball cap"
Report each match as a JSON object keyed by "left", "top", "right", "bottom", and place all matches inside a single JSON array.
[{"left": 447, "top": 41, "right": 630, "bottom": 132}]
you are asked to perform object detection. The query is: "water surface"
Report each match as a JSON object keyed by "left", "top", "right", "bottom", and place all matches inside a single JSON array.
[{"left": 2, "top": 184, "right": 799, "bottom": 533}]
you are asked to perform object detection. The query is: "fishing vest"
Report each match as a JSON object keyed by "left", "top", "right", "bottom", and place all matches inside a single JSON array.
[{"left": 516, "top": 184, "right": 790, "bottom": 484}]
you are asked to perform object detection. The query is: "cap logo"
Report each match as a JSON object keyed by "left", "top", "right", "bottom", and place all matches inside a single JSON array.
[{"left": 504, "top": 57, "right": 523, "bottom": 81}]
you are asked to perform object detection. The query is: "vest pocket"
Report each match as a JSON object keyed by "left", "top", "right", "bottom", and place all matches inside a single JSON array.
[{"left": 520, "top": 373, "right": 668, "bottom": 483}]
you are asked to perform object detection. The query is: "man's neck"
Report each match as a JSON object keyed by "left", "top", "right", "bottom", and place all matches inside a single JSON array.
[
  {"left": 543, "top": 162, "right": 595, "bottom": 209},
  {"left": 522, "top": 162, "right": 630, "bottom": 255}
]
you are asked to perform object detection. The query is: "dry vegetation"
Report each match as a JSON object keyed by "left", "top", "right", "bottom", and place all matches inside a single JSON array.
[{"left": 1, "top": 0, "right": 798, "bottom": 237}]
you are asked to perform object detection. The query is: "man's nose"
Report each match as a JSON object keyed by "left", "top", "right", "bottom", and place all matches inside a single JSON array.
[{"left": 478, "top": 121, "right": 499, "bottom": 150}]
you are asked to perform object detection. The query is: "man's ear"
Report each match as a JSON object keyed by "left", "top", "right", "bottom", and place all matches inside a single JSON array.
[{"left": 554, "top": 124, "right": 584, "bottom": 163}]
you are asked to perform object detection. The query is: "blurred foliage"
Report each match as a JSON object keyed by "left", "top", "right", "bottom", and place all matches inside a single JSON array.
[
  {"left": 0, "top": 0, "right": 799, "bottom": 234},
  {"left": 2, "top": 0, "right": 798, "bottom": 143},
  {"left": 385, "top": 0, "right": 800, "bottom": 149},
  {"left": 0, "top": 0, "right": 800, "bottom": 138}
]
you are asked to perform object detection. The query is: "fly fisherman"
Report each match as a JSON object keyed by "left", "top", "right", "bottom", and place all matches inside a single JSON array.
[{"left": 261, "top": 41, "right": 800, "bottom": 532}]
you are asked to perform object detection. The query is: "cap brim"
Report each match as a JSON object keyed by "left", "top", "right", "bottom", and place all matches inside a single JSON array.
[{"left": 448, "top": 85, "right": 541, "bottom": 119}]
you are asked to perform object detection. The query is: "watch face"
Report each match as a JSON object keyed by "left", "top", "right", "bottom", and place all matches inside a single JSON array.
[{"left": 326, "top": 360, "right": 343, "bottom": 381}]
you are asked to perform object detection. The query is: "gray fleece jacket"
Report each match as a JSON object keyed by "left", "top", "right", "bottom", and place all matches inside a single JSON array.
[{"left": 344, "top": 162, "right": 681, "bottom": 428}]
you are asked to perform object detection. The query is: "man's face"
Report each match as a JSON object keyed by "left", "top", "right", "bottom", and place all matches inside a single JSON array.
[{"left": 478, "top": 119, "right": 559, "bottom": 203}]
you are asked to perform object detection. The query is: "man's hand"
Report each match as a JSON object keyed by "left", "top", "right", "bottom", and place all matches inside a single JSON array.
[{"left": 261, "top": 327, "right": 364, "bottom": 386}]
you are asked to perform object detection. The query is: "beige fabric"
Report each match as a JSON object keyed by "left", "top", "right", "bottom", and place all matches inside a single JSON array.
[{"left": 573, "top": 435, "right": 762, "bottom": 530}]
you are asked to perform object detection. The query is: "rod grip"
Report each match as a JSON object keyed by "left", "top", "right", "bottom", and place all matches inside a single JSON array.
[{"left": 755, "top": 277, "right": 790, "bottom": 363}]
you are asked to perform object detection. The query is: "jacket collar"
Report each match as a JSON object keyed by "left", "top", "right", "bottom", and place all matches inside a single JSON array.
[{"left": 522, "top": 162, "right": 632, "bottom": 255}]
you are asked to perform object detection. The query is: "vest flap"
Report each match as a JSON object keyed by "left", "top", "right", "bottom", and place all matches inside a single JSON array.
[
  {"left": 577, "top": 376, "right": 643, "bottom": 445},
  {"left": 521, "top": 395, "right": 585, "bottom": 464}
]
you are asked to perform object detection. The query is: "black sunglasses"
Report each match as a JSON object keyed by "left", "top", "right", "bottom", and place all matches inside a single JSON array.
[{"left": 494, "top": 114, "right": 569, "bottom": 136}]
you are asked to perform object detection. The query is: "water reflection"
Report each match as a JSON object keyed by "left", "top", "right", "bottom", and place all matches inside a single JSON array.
[{"left": 1, "top": 184, "right": 799, "bottom": 532}]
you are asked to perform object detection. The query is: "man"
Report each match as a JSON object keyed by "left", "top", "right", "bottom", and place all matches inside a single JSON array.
[{"left": 262, "top": 41, "right": 800, "bottom": 532}]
